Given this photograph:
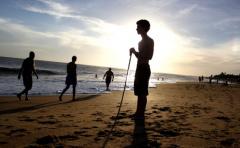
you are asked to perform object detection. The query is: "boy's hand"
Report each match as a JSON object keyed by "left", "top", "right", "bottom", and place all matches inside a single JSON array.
[{"left": 129, "top": 48, "right": 135, "bottom": 56}]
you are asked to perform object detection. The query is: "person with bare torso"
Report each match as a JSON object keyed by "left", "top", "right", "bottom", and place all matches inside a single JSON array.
[
  {"left": 130, "top": 19, "right": 154, "bottom": 120},
  {"left": 17, "top": 51, "right": 38, "bottom": 101}
]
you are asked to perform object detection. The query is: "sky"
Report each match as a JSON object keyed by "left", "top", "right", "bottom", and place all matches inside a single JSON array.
[{"left": 0, "top": 0, "right": 240, "bottom": 75}]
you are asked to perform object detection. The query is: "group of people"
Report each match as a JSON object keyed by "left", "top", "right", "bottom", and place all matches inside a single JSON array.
[
  {"left": 17, "top": 54, "right": 115, "bottom": 101},
  {"left": 17, "top": 19, "right": 154, "bottom": 120}
]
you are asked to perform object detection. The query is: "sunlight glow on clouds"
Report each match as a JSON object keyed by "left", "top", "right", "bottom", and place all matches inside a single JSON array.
[{"left": 0, "top": 0, "right": 240, "bottom": 75}]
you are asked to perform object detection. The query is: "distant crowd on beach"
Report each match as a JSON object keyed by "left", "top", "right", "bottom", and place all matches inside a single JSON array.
[{"left": 199, "top": 72, "right": 240, "bottom": 85}]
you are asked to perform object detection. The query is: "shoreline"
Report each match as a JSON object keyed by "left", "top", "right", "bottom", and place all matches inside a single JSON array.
[{"left": 0, "top": 81, "right": 197, "bottom": 97}]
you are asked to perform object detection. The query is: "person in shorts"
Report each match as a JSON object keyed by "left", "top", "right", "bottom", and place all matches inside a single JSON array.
[
  {"left": 130, "top": 19, "right": 154, "bottom": 119},
  {"left": 17, "top": 51, "right": 38, "bottom": 101},
  {"left": 59, "top": 56, "right": 77, "bottom": 101},
  {"left": 103, "top": 68, "right": 114, "bottom": 91}
]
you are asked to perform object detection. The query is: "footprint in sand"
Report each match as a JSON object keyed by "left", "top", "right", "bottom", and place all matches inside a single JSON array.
[
  {"left": 74, "top": 130, "right": 87, "bottom": 135},
  {"left": 0, "top": 141, "right": 8, "bottom": 144},
  {"left": 60, "top": 114, "right": 74, "bottom": 118},
  {"left": 36, "top": 115, "right": 60, "bottom": 125},
  {"left": 36, "top": 135, "right": 59, "bottom": 145},
  {"left": 159, "top": 107, "right": 171, "bottom": 112},
  {"left": 157, "top": 129, "right": 180, "bottom": 137},
  {"left": 215, "top": 116, "right": 231, "bottom": 122},
  {"left": 5, "top": 125, "right": 14, "bottom": 129},
  {"left": 6, "top": 128, "right": 29, "bottom": 137},
  {"left": 18, "top": 116, "right": 35, "bottom": 122},
  {"left": 93, "top": 117, "right": 103, "bottom": 122},
  {"left": 220, "top": 138, "right": 236, "bottom": 147},
  {"left": 110, "top": 112, "right": 129, "bottom": 120},
  {"left": 59, "top": 134, "right": 79, "bottom": 141}
]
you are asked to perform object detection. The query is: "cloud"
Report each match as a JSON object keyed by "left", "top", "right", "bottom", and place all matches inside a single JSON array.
[
  {"left": 214, "top": 17, "right": 240, "bottom": 30},
  {"left": 0, "top": 18, "right": 58, "bottom": 39},
  {"left": 177, "top": 4, "right": 198, "bottom": 17},
  {"left": 22, "top": 0, "right": 110, "bottom": 26},
  {"left": 37, "top": 0, "right": 73, "bottom": 14},
  {"left": 0, "top": 16, "right": 132, "bottom": 68},
  {"left": 176, "top": 37, "right": 240, "bottom": 75}
]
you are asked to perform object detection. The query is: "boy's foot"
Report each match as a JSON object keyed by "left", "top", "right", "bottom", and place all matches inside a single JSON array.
[
  {"left": 133, "top": 115, "right": 145, "bottom": 120},
  {"left": 130, "top": 113, "right": 145, "bottom": 120},
  {"left": 25, "top": 97, "right": 29, "bottom": 101},
  {"left": 17, "top": 94, "right": 21, "bottom": 101},
  {"left": 59, "top": 96, "right": 62, "bottom": 101}
]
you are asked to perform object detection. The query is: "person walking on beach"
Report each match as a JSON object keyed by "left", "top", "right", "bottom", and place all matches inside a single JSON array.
[
  {"left": 103, "top": 68, "right": 114, "bottom": 91},
  {"left": 130, "top": 19, "right": 154, "bottom": 120},
  {"left": 59, "top": 56, "right": 77, "bottom": 101},
  {"left": 17, "top": 51, "right": 38, "bottom": 101}
]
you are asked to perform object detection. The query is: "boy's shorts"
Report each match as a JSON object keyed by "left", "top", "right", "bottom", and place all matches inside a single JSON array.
[{"left": 134, "top": 63, "right": 151, "bottom": 96}]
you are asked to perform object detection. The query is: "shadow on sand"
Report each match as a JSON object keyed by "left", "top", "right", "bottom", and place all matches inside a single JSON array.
[
  {"left": 125, "top": 119, "right": 148, "bottom": 148},
  {"left": 0, "top": 95, "right": 98, "bottom": 115}
]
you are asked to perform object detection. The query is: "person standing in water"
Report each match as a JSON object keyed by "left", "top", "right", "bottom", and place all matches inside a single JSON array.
[
  {"left": 130, "top": 19, "right": 154, "bottom": 119},
  {"left": 59, "top": 56, "right": 77, "bottom": 101},
  {"left": 17, "top": 51, "right": 39, "bottom": 101},
  {"left": 103, "top": 68, "right": 114, "bottom": 91}
]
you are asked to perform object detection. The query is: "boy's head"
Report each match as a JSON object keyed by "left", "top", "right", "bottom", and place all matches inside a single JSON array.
[
  {"left": 29, "top": 51, "right": 35, "bottom": 59},
  {"left": 136, "top": 19, "right": 150, "bottom": 33},
  {"left": 72, "top": 56, "right": 77, "bottom": 62}
]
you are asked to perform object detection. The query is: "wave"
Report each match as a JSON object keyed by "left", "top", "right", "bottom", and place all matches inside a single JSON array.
[{"left": 0, "top": 67, "right": 59, "bottom": 75}]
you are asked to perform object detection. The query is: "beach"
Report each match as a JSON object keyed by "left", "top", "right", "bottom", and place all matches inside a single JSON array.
[{"left": 0, "top": 83, "right": 240, "bottom": 147}]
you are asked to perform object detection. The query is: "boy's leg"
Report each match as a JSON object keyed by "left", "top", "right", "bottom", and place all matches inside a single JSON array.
[
  {"left": 25, "top": 89, "right": 29, "bottom": 101},
  {"left": 17, "top": 88, "right": 27, "bottom": 101},
  {"left": 106, "top": 82, "right": 110, "bottom": 90},
  {"left": 59, "top": 85, "right": 70, "bottom": 101},
  {"left": 139, "top": 96, "right": 147, "bottom": 116},
  {"left": 72, "top": 85, "right": 76, "bottom": 101},
  {"left": 136, "top": 96, "right": 147, "bottom": 117},
  {"left": 135, "top": 96, "right": 141, "bottom": 116}
]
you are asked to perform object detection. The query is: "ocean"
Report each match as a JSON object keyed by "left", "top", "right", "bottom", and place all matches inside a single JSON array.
[{"left": 0, "top": 56, "right": 197, "bottom": 96}]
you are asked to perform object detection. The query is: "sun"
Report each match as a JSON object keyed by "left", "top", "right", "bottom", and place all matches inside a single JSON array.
[
  {"left": 93, "top": 21, "right": 184, "bottom": 72},
  {"left": 150, "top": 23, "right": 184, "bottom": 73}
]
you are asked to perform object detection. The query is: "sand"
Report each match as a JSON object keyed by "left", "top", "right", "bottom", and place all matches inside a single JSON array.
[{"left": 0, "top": 83, "right": 240, "bottom": 147}]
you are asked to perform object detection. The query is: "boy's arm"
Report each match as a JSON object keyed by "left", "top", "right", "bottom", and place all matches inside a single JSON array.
[
  {"left": 33, "top": 63, "right": 38, "bottom": 79},
  {"left": 103, "top": 72, "right": 106, "bottom": 79},
  {"left": 130, "top": 48, "right": 139, "bottom": 58},
  {"left": 33, "top": 69, "right": 38, "bottom": 79},
  {"left": 18, "top": 64, "right": 23, "bottom": 79}
]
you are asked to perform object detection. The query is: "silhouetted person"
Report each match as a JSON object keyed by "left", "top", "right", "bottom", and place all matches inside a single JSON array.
[
  {"left": 103, "top": 68, "right": 114, "bottom": 91},
  {"left": 17, "top": 51, "right": 38, "bottom": 101},
  {"left": 59, "top": 56, "right": 77, "bottom": 101},
  {"left": 209, "top": 75, "right": 213, "bottom": 84},
  {"left": 95, "top": 74, "right": 98, "bottom": 78},
  {"left": 130, "top": 19, "right": 154, "bottom": 120}
]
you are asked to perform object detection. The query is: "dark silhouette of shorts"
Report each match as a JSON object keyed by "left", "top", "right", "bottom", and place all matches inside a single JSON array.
[
  {"left": 106, "top": 76, "right": 111, "bottom": 85},
  {"left": 134, "top": 64, "right": 151, "bottom": 96},
  {"left": 65, "top": 75, "right": 77, "bottom": 86},
  {"left": 23, "top": 75, "right": 32, "bottom": 90}
]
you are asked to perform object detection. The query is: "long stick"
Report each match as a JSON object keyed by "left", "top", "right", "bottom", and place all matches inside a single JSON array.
[{"left": 102, "top": 54, "right": 132, "bottom": 148}]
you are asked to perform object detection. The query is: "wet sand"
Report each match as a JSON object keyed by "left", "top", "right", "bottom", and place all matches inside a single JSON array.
[{"left": 0, "top": 83, "right": 240, "bottom": 147}]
